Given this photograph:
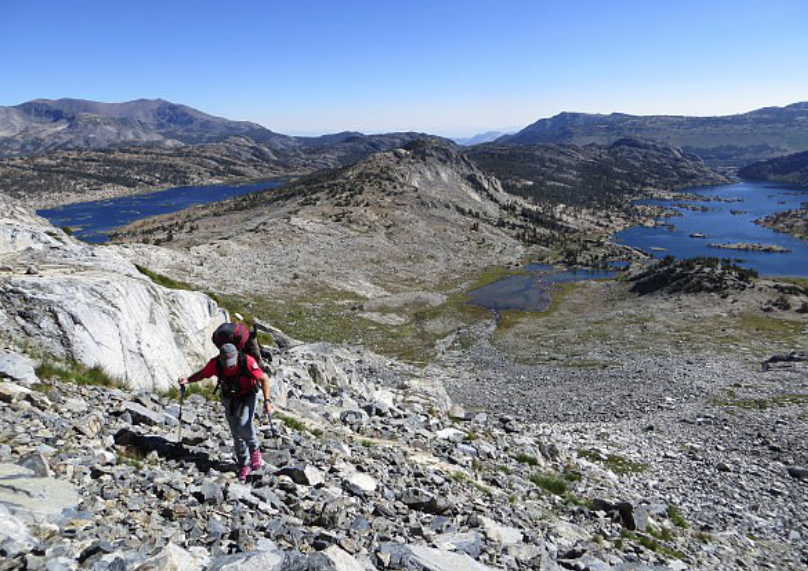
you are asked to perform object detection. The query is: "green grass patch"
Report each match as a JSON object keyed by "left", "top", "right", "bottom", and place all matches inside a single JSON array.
[
  {"left": 578, "top": 448, "right": 605, "bottom": 462},
  {"left": 621, "top": 531, "right": 685, "bottom": 560},
  {"left": 604, "top": 454, "right": 649, "bottom": 474},
  {"left": 514, "top": 453, "right": 540, "bottom": 466},
  {"left": 274, "top": 411, "right": 307, "bottom": 431},
  {"left": 274, "top": 411, "right": 322, "bottom": 437},
  {"left": 451, "top": 471, "right": 492, "bottom": 495},
  {"left": 117, "top": 447, "right": 149, "bottom": 470},
  {"left": 647, "top": 524, "right": 675, "bottom": 542},
  {"left": 739, "top": 312, "right": 805, "bottom": 340},
  {"left": 232, "top": 265, "right": 523, "bottom": 365},
  {"left": 162, "top": 382, "right": 218, "bottom": 402},
  {"left": 529, "top": 472, "right": 567, "bottom": 496},
  {"left": 667, "top": 505, "right": 689, "bottom": 529},
  {"left": 578, "top": 449, "right": 648, "bottom": 474},
  {"left": 711, "top": 393, "right": 808, "bottom": 410},
  {"left": 135, "top": 265, "right": 194, "bottom": 291},
  {"left": 563, "top": 469, "right": 583, "bottom": 482},
  {"left": 35, "top": 360, "right": 122, "bottom": 389}
]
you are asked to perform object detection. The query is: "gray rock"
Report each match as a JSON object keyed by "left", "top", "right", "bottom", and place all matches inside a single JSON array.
[
  {"left": 134, "top": 543, "right": 209, "bottom": 571},
  {"left": 227, "top": 483, "right": 255, "bottom": 503},
  {"left": 787, "top": 466, "right": 808, "bottom": 480},
  {"left": 435, "top": 428, "right": 466, "bottom": 442},
  {"left": 401, "top": 488, "right": 453, "bottom": 515},
  {"left": 277, "top": 465, "right": 325, "bottom": 487},
  {"left": 478, "top": 516, "right": 523, "bottom": 545},
  {"left": 448, "top": 405, "right": 471, "bottom": 421},
  {"left": 0, "top": 351, "right": 38, "bottom": 386},
  {"left": 121, "top": 401, "right": 166, "bottom": 426},
  {"left": 18, "top": 452, "right": 51, "bottom": 478},
  {"left": 200, "top": 482, "right": 224, "bottom": 503},
  {"left": 0, "top": 463, "right": 79, "bottom": 517},
  {"left": 456, "top": 444, "right": 477, "bottom": 457},
  {"left": 75, "top": 412, "right": 104, "bottom": 438},
  {"left": 433, "top": 531, "right": 483, "bottom": 558},
  {"left": 340, "top": 410, "right": 368, "bottom": 425},
  {"left": 322, "top": 546, "right": 365, "bottom": 571},
  {"left": 0, "top": 505, "right": 37, "bottom": 558},
  {"left": 208, "top": 548, "right": 284, "bottom": 571},
  {"left": 343, "top": 471, "right": 377, "bottom": 495},
  {"left": 409, "top": 545, "right": 497, "bottom": 571},
  {"left": 0, "top": 381, "right": 32, "bottom": 403}
]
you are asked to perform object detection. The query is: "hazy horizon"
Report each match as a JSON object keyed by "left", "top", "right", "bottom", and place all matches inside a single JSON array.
[{"left": 2, "top": 0, "right": 807, "bottom": 137}]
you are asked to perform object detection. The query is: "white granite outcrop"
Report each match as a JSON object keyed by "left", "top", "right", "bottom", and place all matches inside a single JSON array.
[{"left": 0, "top": 192, "right": 225, "bottom": 391}]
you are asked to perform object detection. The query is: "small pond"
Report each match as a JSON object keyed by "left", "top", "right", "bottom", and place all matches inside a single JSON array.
[{"left": 468, "top": 264, "right": 616, "bottom": 312}]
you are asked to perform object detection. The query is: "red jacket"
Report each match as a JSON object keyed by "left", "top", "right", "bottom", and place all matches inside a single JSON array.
[{"left": 197, "top": 354, "right": 264, "bottom": 398}]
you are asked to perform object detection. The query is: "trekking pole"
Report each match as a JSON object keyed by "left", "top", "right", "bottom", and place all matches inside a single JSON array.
[{"left": 177, "top": 384, "right": 186, "bottom": 445}]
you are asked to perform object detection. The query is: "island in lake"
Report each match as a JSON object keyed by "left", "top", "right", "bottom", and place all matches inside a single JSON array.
[{"left": 708, "top": 242, "right": 791, "bottom": 253}]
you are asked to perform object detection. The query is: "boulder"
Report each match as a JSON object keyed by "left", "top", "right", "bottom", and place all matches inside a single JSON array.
[
  {"left": 0, "top": 463, "right": 79, "bottom": 518},
  {"left": 401, "top": 488, "right": 453, "bottom": 515},
  {"left": 122, "top": 401, "right": 167, "bottom": 426},
  {"left": 18, "top": 452, "right": 51, "bottom": 478},
  {"left": 435, "top": 428, "right": 466, "bottom": 442},
  {"left": 135, "top": 543, "right": 209, "bottom": 571},
  {"left": 343, "top": 471, "right": 378, "bottom": 495},
  {"left": 409, "top": 545, "right": 497, "bottom": 571},
  {"left": 277, "top": 465, "right": 325, "bottom": 487},
  {"left": 75, "top": 412, "right": 104, "bottom": 438},
  {"left": 433, "top": 532, "right": 483, "bottom": 558},
  {"left": 0, "top": 381, "right": 32, "bottom": 403},
  {"left": 0, "top": 505, "right": 37, "bottom": 558},
  {"left": 0, "top": 351, "right": 37, "bottom": 386},
  {"left": 787, "top": 466, "right": 808, "bottom": 480},
  {"left": 322, "top": 546, "right": 366, "bottom": 571},
  {"left": 478, "top": 516, "right": 523, "bottom": 545},
  {"left": 208, "top": 547, "right": 284, "bottom": 571}
]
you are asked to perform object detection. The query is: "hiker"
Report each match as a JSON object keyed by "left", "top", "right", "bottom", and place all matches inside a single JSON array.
[{"left": 178, "top": 342, "right": 272, "bottom": 481}]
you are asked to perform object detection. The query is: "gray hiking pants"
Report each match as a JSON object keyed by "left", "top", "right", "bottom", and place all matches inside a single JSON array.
[{"left": 222, "top": 392, "right": 259, "bottom": 467}]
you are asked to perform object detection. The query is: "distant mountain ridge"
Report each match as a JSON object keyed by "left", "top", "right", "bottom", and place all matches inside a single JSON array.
[
  {"left": 496, "top": 102, "right": 808, "bottom": 170},
  {"left": 0, "top": 98, "right": 429, "bottom": 158},
  {"left": 0, "top": 98, "right": 298, "bottom": 156},
  {"left": 453, "top": 131, "right": 510, "bottom": 146}
]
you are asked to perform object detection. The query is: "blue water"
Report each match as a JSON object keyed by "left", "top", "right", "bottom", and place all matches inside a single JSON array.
[
  {"left": 615, "top": 180, "right": 808, "bottom": 278},
  {"left": 38, "top": 179, "right": 283, "bottom": 243},
  {"left": 468, "top": 264, "right": 616, "bottom": 312}
]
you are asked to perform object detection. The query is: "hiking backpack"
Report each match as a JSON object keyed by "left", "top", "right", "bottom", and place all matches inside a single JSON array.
[
  {"left": 212, "top": 321, "right": 271, "bottom": 372},
  {"left": 212, "top": 322, "right": 251, "bottom": 352}
]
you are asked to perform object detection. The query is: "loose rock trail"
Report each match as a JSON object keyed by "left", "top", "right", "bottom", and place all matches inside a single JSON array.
[{"left": 2, "top": 329, "right": 807, "bottom": 570}]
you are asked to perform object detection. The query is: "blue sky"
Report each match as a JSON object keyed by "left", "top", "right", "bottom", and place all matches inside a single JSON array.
[{"left": 1, "top": 0, "right": 807, "bottom": 136}]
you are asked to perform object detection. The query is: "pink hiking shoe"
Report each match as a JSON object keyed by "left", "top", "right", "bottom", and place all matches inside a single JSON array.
[
  {"left": 238, "top": 465, "right": 252, "bottom": 482},
  {"left": 250, "top": 449, "right": 263, "bottom": 471}
]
